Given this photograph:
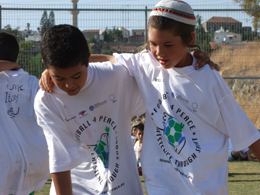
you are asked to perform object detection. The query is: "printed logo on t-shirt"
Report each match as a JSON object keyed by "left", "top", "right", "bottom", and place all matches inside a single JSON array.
[
  {"left": 151, "top": 96, "right": 202, "bottom": 180},
  {"left": 153, "top": 77, "right": 165, "bottom": 82},
  {"left": 163, "top": 114, "right": 186, "bottom": 154},
  {"left": 109, "top": 94, "right": 117, "bottom": 103},
  {"left": 79, "top": 110, "right": 88, "bottom": 118},
  {"left": 89, "top": 100, "right": 107, "bottom": 111},
  {"left": 93, "top": 126, "right": 110, "bottom": 168},
  {"left": 73, "top": 115, "right": 124, "bottom": 192}
]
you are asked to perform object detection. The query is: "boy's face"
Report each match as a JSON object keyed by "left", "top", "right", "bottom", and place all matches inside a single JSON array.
[
  {"left": 148, "top": 28, "right": 194, "bottom": 69},
  {"left": 132, "top": 127, "right": 137, "bottom": 136},
  {"left": 136, "top": 130, "right": 143, "bottom": 142},
  {"left": 47, "top": 62, "right": 88, "bottom": 96}
]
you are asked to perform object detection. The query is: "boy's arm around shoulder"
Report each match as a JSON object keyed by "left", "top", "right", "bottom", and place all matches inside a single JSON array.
[
  {"left": 0, "top": 60, "right": 20, "bottom": 71},
  {"left": 249, "top": 138, "right": 260, "bottom": 163},
  {"left": 90, "top": 54, "right": 117, "bottom": 64}
]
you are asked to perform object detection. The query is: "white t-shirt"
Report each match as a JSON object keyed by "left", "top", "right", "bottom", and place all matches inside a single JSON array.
[
  {"left": 134, "top": 140, "right": 140, "bottom": 162},
  {"left": 0, "top": 69, "right": 49, "bottom": 195},
  {"left": 115, "top": 51, "right": 260, "bottom": 195},
  {"left": 34, "top": 62, "right": 146, "bottom": 195}
]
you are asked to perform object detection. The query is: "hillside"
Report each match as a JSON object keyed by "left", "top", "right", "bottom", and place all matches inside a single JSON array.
[{"left": 210, "top": 42, "right": 260, "bottom": 128}]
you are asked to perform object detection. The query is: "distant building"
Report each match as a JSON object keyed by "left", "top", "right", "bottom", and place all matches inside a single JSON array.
[
  {"left": 99, "top": 27, "right": 130, "bottom": 41},
  {"left": 118, "top": 27, "right": 130, "bottom": 39},
  {"left": 242, "top": 26, "right": 252, "bottom": 32},
  {"left": 23, "top": 29, "right": 41, "bottom": 42},
  {"left": 82, "top": 30, "right": 100, "bottom": 42},
  {"left": 129, "top": 35, "right": 145, "bottom": 43},
  {"left": 132, "top": 29, "right": 145, "bottom": 36},
  {"left": 214, "top": 27, "right": 242, "bottom": 44},
  {"left": 203, "top": 17, "right": 242, "bottom": 33},
  {"left": 129, "top": 29, "right": 145, "bottom": 43}
]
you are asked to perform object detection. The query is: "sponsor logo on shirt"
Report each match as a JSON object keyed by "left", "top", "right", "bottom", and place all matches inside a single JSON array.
[
  {"left": 176, "top": 94, "right": 189, "bottom": 104},
  {"left": 153, "top": 77, "right": 165, "bottom": 82},
  {"left": 89, "top": 100, "right": 107, "bottom": 111},
  {"left": 79, "top": 110, "right": 88, "bottom": 118},
  {"left": 191, "top": 102, "right": 198, "bottom": 112},
  {"left": 109, "top": 94, "right": 117, "bottom": 103},
  {"left": 65, "top": 116, "right": 76, "bottom": 122}
]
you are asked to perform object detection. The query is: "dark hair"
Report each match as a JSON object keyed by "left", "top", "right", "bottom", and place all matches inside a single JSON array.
[
  {"left": 0, "top": 32, "right": 19, "bottom": 62},
  {"left": 41, "top": 24, "right": 90, "bottom": 69},
  {"left": 146, "top": 16, "right": 199, "bottom": 50},
  {"left": 136, "top": 123, "right": 144, "bottom": 131}
]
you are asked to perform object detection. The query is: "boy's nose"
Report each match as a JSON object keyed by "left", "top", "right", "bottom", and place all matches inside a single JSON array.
[
  {"left": 156, "top": 46, "right": 164, "bottom": 56},
  {"left": 65, "top": 81, "right": 74, "bottom": 89}
]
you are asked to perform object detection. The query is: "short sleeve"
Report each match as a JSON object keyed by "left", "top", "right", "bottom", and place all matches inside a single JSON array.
[{"left": 213, "top": 75, "right": 260, "bottom": 151}]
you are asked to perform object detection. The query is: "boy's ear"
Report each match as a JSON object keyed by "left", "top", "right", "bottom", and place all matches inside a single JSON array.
[
  {"left": 42, "top": 59, "right": 44, "bottom": 64},
  {"left": 189, "top": 32, "right": 196, "bottom": 45}
]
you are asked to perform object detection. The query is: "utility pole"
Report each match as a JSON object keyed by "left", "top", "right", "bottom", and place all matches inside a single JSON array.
[{"left": 70, "top": 0, "right": 79, "bottom": 27}]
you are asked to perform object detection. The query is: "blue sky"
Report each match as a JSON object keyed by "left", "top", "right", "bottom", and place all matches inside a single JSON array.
[
  {"left": 1, "top": 0, "right": 252, "bottom": 32},
  {"left": 1, "top": 0, "right": 237, "bottom": 5}
]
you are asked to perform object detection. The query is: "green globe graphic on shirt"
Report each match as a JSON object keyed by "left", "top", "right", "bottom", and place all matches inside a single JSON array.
[
  {"left": 163, "top": 116, "right": 186, "bottom": 150},
  {"left": 94, "top": 127, "right": 110, "bottom": 168}
]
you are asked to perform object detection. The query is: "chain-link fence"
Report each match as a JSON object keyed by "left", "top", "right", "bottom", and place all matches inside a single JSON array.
[{"left": 1, "top": 3, "right": 260, "bottom": 128}]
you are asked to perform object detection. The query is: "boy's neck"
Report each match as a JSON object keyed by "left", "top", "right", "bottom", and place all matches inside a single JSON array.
[{"left": 174, "top": 52, "right": 193, "bottom": 68}]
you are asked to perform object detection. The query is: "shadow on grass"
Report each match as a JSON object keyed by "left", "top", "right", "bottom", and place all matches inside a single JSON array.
[{"left": 229, "top": 173, "right": 260, "bottom": 176}]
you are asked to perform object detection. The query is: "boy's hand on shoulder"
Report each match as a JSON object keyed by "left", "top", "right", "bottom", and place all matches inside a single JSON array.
[
  {"left": 192, "top": 50, "right": 219, "bottom": 71},
  {"left": 39, "top": 69, "right": 54, "bottom": 93}
]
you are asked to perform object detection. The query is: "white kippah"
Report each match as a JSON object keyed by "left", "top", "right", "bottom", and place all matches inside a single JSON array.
[{"left": 150, "top": 0, "right": 196, "bottom": 26}]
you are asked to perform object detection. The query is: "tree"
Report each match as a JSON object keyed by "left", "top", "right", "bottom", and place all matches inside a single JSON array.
[
  {"left": 17, "top": 41, "right": 34, "bottom": 68},
  {"left": 1, "top": 24, "right": 24, "bottom": 42},
  {"left": 233, "top": 0, "right": 260, "bottom": 32},
  {"left": 102, "top": 27, "right": 124, "bottom": 42},
  {"left": 195, "top": 15, "right": 214, "bottom": 52},
  {"left": 27, "top": 53, "right": 45, "bottom": 78},
  {"left": 87, "top": 37, "right": 97, "bottom": 43},
  {"left": 40, "top": 11, "right": 48, "bottom": 35},
  {"left": 40, "top": 10, "right": 55, "bottom": 35},
  {"left": 49, "top": 10, "right": 55, "bottom": 27}
]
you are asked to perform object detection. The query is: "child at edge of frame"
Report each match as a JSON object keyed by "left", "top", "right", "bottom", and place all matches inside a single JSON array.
[{"left": 0, "top": 32, "right": 49, "bottom": 195}]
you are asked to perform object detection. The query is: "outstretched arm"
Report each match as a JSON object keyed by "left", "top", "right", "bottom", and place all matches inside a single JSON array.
[
  {"left": 0, "top": 60, "right": 20, "bottom": 71},
  {"left": 89, "top": 52, "right": 219, "bottom": 71},
  {"left": 40, "top": 52, "right": 218, "bottom": 93},
  {"left": 89, "top": 54, "right": 117, "bottom": 64}
]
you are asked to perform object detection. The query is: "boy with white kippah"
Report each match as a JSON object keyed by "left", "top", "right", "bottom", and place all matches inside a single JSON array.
[{"left": 88, "top": 0, "right": 260, "bottom": 194}]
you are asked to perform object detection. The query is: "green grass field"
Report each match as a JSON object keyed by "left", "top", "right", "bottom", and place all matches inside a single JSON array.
[{"left": 35, "top": 161, "right": 260, "bottom": 195}]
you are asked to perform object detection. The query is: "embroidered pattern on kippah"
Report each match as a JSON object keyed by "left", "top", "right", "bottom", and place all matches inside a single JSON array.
[{"left": 152, "top": 6, "right": 195, "bottom": 20}]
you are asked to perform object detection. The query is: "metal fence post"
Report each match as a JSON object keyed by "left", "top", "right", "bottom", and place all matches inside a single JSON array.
[
  {"left": 145, "top": 6, "right": 147, "bottom": 43},
  {"left": 0, "top": 6, "right": 2, "bottom": 32}
]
